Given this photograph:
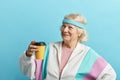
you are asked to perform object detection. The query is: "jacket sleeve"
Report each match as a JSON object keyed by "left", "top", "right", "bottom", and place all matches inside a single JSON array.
[
  {"left": 97, "top": 64, "right": 117, "bottom": 80},
  {"left": 19, "top": 51, "right": 36, "bottom": 80}
]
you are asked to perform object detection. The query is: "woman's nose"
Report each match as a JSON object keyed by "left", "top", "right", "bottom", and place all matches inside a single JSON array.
[{"left": 63, "top": 27, "right": 68, "bottom": 32}]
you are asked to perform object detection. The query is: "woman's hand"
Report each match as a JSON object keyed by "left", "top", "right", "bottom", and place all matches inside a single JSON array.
[{"left": 26, "top": 41, "right": 38, "bottom": 57}]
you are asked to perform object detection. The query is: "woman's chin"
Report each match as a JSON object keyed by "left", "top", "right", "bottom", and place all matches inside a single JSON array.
[{"left": 63, "top": 39, "right": 70, "bottom": 42}]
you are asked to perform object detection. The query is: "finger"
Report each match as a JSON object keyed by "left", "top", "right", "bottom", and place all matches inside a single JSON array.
[
  {"left": 29, "top": 49, "right": 38, "bottom": 52},
  {"left": 29, "top": 45, "right": 38, "bottom": 49},
  {"left": 30, "top": 40, "right": 37, "bottom": 45}
]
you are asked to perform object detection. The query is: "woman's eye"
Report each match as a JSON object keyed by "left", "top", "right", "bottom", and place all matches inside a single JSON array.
[
  {"left": 62, "top": 25, "right": 66, "bottom": 28},
  {"left": 69, "top": 26, "right": 73, "bottom": 29}
]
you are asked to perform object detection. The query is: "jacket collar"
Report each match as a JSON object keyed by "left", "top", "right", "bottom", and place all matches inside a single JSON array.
[{"left": 53, "top": 41, "right": 86, "bottom": 66}]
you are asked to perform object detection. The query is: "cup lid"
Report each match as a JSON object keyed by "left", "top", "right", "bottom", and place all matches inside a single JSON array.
[{"left": 34, "top": 42, "right": 46, "bottom": 46}]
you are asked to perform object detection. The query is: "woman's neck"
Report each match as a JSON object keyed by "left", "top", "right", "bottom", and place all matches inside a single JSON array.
[{"left": 62, "top": 40, "right": 78, "bottom": 50}]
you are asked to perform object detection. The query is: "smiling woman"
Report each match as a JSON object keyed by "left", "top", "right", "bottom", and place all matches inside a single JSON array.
[{"left": 19, "top": 13, "right": 116, "bottom": 80}]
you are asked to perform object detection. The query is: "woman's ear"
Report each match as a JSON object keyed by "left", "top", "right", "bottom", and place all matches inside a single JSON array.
[
  {"left": 78, "top": 32, "right": 83, "bottom": 38},
  {"left": 77, "top": 28, "right": 83, "bottom": 37},
  {"left": 78, "top": 33, "right": 81, "bottom": 37}
]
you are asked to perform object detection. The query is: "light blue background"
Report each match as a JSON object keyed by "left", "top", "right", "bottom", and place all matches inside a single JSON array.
[{"left": 0, "top": 0, "right": 119, "bottom": 80}]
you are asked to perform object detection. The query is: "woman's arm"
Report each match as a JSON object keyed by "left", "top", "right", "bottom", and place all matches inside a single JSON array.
[
  {"left": 19, "top": 51, "right": 36, "bottom": 80},
  {"left": 97, "top": 64, "right": 116, "bottom": 80}
]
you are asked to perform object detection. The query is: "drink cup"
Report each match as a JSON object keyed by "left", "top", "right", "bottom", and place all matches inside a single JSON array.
[{"left": 34, "top": 42, "right": 46, "bottom": 60}]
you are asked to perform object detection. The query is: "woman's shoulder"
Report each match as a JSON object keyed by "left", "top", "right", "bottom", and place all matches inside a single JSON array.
[
  {"left": 78, "top": 43, "right": 91, "bottom": 51},
  {"left": 79, "top": 43, "right": 101, "bottom": 57},
  {"left": 79, "top": 43, "right": 97, "bottom": 53}
]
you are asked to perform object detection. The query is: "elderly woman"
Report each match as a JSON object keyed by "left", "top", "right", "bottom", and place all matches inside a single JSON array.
[{"left": 19, "top": 13, "right": 116, "bottom": 80}]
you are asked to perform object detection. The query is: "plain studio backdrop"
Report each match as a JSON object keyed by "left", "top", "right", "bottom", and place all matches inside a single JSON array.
[{"left": 0, "top": 0, "right": 120, "bottom": 80}]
